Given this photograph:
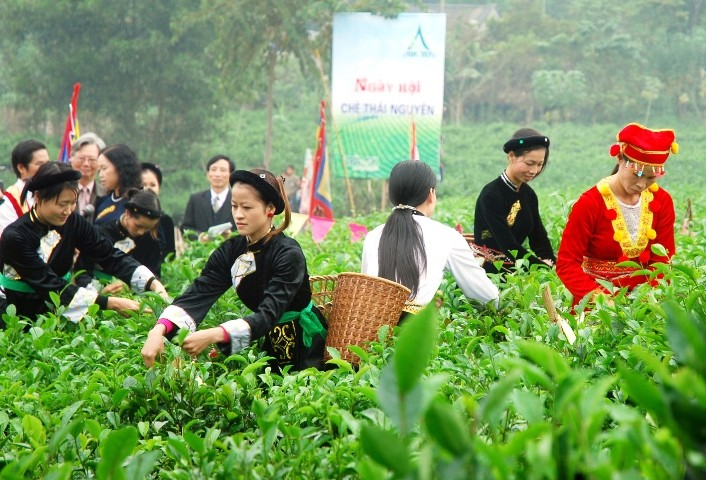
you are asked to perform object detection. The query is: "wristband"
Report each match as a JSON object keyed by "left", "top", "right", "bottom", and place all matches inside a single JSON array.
[{"left": 157, "top": 318, "right": 175, "bottom": 334}]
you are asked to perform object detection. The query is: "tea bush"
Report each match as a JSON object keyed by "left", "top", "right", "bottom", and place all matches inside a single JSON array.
[{"left": 1, "top": 189, "right": 705, "bottom": 478}]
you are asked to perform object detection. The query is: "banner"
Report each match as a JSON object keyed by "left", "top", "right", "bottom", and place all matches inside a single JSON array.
[
  {"left": 331, "top": 13, "right": 446, "bottom": 178},
  {"left": 58, "top": 83, "right": 81, "bottom": 163}
]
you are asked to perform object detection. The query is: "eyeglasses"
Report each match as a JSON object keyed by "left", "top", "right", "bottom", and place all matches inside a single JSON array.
[{"left": 74, "top": 156, "right": 98, "bottom": 164}]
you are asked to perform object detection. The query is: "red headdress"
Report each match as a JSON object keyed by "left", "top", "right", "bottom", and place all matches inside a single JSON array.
[{"left": 609, "top": 123, "right": 678, "bottom": 175}]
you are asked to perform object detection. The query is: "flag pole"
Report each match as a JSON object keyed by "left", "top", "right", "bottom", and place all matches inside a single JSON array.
[{"left": 313, "top": 50, "right": 356, "bottom": 215}]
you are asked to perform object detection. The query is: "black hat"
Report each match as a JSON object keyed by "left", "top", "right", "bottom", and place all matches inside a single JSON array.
[
  {"left": 27, "top": 169, "right": 81, "bottom": 192},
  {"left": 229, "top": 170, "right": 285, "bottom": 214},
  {"left": 503, "top": 135, "right": 550, "bottom": 154}
]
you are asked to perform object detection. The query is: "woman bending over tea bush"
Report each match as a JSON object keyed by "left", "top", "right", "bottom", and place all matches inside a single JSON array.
[
  {"left": 556, "top": 123, "right": 677, "bottom": 307},
  {"left": 0, "top": 162, "right": 168, "bottom": 324},
  {"left": 362, "top": 160, "right": 499, "bottom": 318},
  {"left": 141, "top": 169, "right": 327, "bottom": 371}
]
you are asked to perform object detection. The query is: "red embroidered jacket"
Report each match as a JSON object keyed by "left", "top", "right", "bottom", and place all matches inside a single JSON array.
[{"left": 556, "top": 180, "right": 675, "bottom": 305}]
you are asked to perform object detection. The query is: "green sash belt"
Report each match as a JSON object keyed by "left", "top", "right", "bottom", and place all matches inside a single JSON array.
[
  {"left": 94, "top": 270, "right": 114, "bottom": 282},
  {"left": 0, "top": 272, "right": 72, "bottom": 294},
  {"left": 278, "top": 301, "right": 326, "bottom": 348}
]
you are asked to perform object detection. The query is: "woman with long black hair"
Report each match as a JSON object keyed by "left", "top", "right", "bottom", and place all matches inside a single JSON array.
[{"left": 362, "top": 160, "right": 498, "bottom": 315}]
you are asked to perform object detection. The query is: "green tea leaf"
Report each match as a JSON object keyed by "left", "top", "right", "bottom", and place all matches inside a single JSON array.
[
  {"left": 478, "top": 371, "right": 522, "bottom": 427},
  {"left": 663, "top": 301, "right": 706, "bottom": 375},
  {"left": 183, "top": 429, "right": 205, "bottom": 454},
  {"left": 617, "top": 362, "right": 669, "bottom": 422},
  {"left": 359, "top": 424, "right": 411, "bottom": 476},
  {"left": 424, "top": 400, "right": 472, "bottom": 456},
  {"left": 394, "top": 303, "right": 437, "bottom": 394},
  {"left": 97, "top": 427, "right": 138, "bottom": 480},
  {"left": 124, "top": 450, "right": 161, "bottom": 479},
  {"left": 517, "top": 340, "right": 570, "bottom": 381},
  {"left": 22, "top": 414, "right": 46, "bottom": 448}
]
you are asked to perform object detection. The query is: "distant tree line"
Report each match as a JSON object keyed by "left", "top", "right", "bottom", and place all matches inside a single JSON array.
[{"left": 0, "top": 0, "right": 704, "bottom": 177}]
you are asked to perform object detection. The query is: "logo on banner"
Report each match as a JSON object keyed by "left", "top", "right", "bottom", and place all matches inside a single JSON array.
[{"left": 405, "top": 26, "right": 434, "bottom": 58}]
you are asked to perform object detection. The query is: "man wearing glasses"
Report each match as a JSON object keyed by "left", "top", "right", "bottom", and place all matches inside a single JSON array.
[{"left": 70, "top": 132, "right": 106, "bottom": 221}]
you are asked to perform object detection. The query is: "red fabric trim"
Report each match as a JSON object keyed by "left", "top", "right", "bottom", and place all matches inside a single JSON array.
[{"left": 4, "top": 191, "right": 24, "bottom": 218}]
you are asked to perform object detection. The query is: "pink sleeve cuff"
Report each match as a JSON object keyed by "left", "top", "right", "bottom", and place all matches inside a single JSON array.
[
  {"left": 220, "top": 326, "right": 229, "bottom": 343},
  {"left": 157, "top": 318, "right": 175, "bottom": 334}
]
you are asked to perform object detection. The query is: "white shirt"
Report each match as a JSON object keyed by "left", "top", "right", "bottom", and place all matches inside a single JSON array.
[
  {"left": 210, "top": 189, "right": 228, "bottom": 211},
  {"left": 362, "top": 215, "right": 499, "bottom": 307}
]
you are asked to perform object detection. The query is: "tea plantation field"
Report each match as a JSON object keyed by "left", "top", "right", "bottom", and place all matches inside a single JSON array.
[{"left": 1, "top": 184, "right": 705, "bottom": 479}]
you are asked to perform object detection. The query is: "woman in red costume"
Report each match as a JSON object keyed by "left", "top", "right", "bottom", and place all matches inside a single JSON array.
[{"left": 556, "top": 123, "right": 678, "bottom": 307}]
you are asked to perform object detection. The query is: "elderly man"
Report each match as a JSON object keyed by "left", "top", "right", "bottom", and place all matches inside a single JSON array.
[{"left": 70, "top": 132, "right": 106, "bottom": 221}]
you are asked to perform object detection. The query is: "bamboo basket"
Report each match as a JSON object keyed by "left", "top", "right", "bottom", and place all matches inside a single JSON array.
[
  {"left": 309, "top": 274, "right": 338, "bottom": 322},
  {"left": 320, "top": 272, "right": 411, "bottom": 364}
]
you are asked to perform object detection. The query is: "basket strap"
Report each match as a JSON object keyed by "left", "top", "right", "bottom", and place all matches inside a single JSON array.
[{"left": 279, "top": 300, "right": 327, "bottom": 348}]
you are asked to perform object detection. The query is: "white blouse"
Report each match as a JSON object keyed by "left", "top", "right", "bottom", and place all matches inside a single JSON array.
[{"left": 362, "top": 215, "right": 499, "bottom": 307}]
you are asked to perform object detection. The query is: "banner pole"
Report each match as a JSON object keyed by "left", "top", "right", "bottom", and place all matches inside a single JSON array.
[{"left": 314, "top": 50, "right": 356, "bottom": 215}]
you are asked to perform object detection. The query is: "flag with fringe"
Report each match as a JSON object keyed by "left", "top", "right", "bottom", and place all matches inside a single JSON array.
[{"left": 309, "top": 100, "right": 333, "bottom": 220}]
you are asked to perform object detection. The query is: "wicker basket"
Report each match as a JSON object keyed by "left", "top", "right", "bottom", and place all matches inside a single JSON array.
[
  {"left": 309, "top": 274, "right": 337, "bottom": 321},
  {"left": 323, "top": 272, "right": 411, "bottom": 364}
]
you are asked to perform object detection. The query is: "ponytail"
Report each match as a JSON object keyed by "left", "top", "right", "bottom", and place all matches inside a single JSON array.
[{"left": 376, "top": 161, "right": 437, "bottom": 297}]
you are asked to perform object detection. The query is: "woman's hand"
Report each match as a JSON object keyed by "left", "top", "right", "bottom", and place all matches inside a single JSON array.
[
  {"left": 149, "top": 279, "right": 170, "bottom": 301},
  {"left": 182, "top": 327, "right": 225, "bottom": 357},
  {"left": 106, "top": 296, "right": 141, "bottom": 313},
  {"left": 141, "top": 324, "right": 167, "bottom": 367},
  {"left": 101, "top": 281, "right": 125, "bottom": 295}
]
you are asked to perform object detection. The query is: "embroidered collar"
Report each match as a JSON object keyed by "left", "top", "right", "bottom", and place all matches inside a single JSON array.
[
  {"left": 597, "top": 178, "right": 657, "bottom": 259},
  {"left": 500, "top": 171, "right": 520, "bottom": 192}
]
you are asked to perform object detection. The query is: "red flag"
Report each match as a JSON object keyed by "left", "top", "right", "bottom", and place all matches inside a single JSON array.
[
  {"left": 410, "top": 120, "right": 420, "bottom": 161},
  {"left": 309, "top": 100, "right": 333, "bottom": 219},
  {"left": 58, "top": 83, "right": 81, "bottom": 163}
]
